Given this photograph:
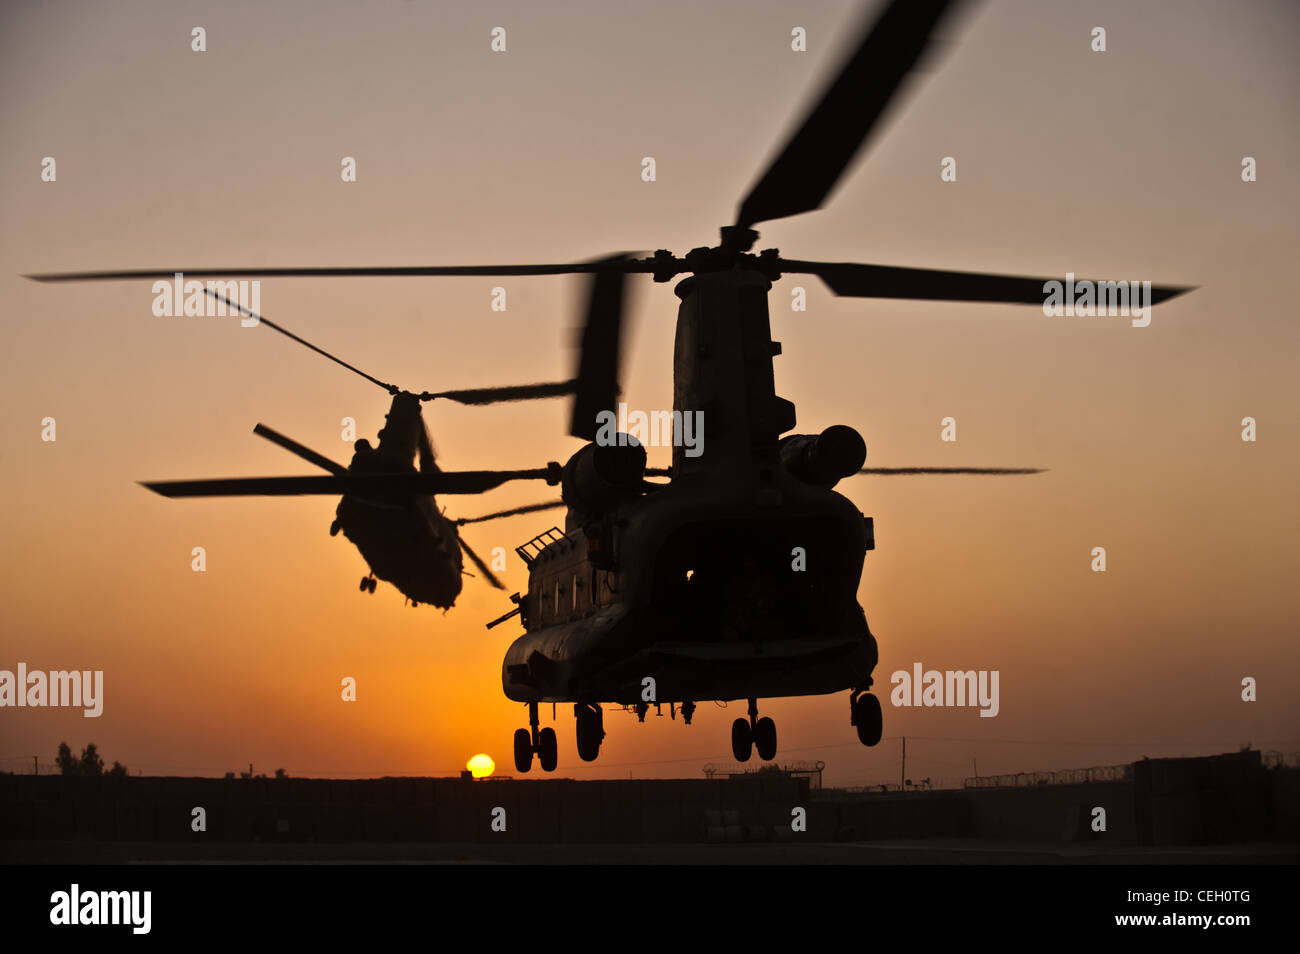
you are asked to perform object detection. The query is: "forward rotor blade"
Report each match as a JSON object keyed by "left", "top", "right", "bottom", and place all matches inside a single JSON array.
[
  {"left": 425, "top": 381, "right": 576, "bottom": 405},
  {"left": 142, "top": 467, "right": 560, "bottom": 498},
  {"left": 456, "top": 500, "right": 566, "bottom": 525},
  {"left": 458, "top": 536, "right": 506, "bottom": 590},
  {"left": 25, "top": 261, "right": 652, "bottom": 283},
  {"left": 570, "top": 255, "right": 631, "bottom": 441},
  {"left": 253, "top": 424, "right": 347, "bottom": 475},
  {"left": 855, "top": 467, "right": 1046, "bottom": 476},
  {"left": 736, "top": 0, "right": 967, "bottom": 229},
  {"left": 784, "top": 260, "right": 1195, "bottom": 306}
]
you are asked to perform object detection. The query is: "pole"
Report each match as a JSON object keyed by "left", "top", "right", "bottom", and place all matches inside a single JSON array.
[
  {"left": 901, "top": 736, "right": 906, "bottom": 789},
  {"left": 34, "top": 755, "right": 38, "bottom": 776}
]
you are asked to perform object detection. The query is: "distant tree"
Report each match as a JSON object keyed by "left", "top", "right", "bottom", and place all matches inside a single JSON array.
[
  {"left": 56, "top": 743, "right": 126, "bottom": 776},
  {"left": 79, "top": 743, "right": 104, "bottom": 776},
  {"left": 225, "top": 772, "right": 235, "bottom": 780},
  {"left": 56, "top": 742, "right": 77, "bottom": 776},
  {"left": 274, "top": 768, "right": 288, "bottom": 779}
]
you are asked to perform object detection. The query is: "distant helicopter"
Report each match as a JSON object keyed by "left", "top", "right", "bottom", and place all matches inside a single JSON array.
[
  {"left": 133, "top": 288, "right": 574, "bottom": 609},
  {"left": 28, "top": 0, "right": 1191, "bottom": 768}
]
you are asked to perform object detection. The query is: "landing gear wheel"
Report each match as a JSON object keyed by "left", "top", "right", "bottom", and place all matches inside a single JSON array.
[
  {"left": 575, "top": 703, "right": 604, "bottom": 762},
  {"left": 359, "top": 576, "right": 369, "bottom": 592},
  {"left": 853, "top": 692, "right": 883, "bottom": 747},
  {"left": 367, "top": 578, "right": 377, "bottom": 593},
  {"left": 513, "top": 728, "right": 533, "bottom": 773},
  {"left": 753, "top": 716, "right": 777, "bottom": 760},
  {"left": 731, "top": 717, "right": 753, "bottom": 762},
  {"left": 538, "top": 727, "right": 557, "bottom": 772},
  {"left": 330, "top": 520, "right": 341, "bottom": 537}
]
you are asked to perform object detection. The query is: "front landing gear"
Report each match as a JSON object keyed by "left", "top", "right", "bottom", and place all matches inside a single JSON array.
[
  {"left": 851, "top": 690, "right": 883, "bottom": 747},
  {"left": 513, "top": 702, "right": 558, "bottom": 773},
  {"left": 731, "top": 718, "right": 751, "bottom": 761},
  {"left": 731, "top": 698, "right": 778, "bottom": 762},
  {"left": 358, "top": 574, "right": 376, "bottom": 594}
]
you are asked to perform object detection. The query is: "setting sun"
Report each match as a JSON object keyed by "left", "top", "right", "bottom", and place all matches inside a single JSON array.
[{"left": 466, "top": 754, "right": 496, "bottom": 779}]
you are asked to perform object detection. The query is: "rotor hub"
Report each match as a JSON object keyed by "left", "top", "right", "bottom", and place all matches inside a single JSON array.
[{"left": 650, "top": 240, "right": 782, "bottom": 283}]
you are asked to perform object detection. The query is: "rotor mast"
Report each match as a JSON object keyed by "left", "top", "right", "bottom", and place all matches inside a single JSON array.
[{"left": 671, "top": 268, "right": 795, "bottom": 488}]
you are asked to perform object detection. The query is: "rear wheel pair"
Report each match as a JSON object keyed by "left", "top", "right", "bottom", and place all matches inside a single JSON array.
[
  {"left": 852, "top": 692, "right": 883, "bottom": 747},
  {"left": 575, "top": 703, "right": 604, "bottom": 762}
]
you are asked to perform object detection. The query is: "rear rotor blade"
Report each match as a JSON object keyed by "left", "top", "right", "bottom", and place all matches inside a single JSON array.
[
  {"left": 212, "top": 290, "right": 580, "bottom": 407},
  {"left": 425, "top": 381, "right": 576, "bottom": 405},
  {"left": 416, "top": 415, "right": 438, "bottom": 473},
  {"left": 736, "top": 0, "right": 967, "bottom": 229},
  {"left": 855, "top": 467, "right": 1046, "bottom": 476},
  {"left": 570, "top": 255, "right": 631, "bottom": 440},
  {"left": 142, "top": 466, "right": 561, "bottom": 498},
  {"left": 253, "top": 424, "right": 347, "bottom": 475},
  {"left": 784, "top": 260, "right": 1194, "bottom": 306},
  {"left": 458, "top": 536, "right": 506, "bottom": 590},
  {"left": 456, "top": 500, "right": 566, "bottom": 525},
  {"left": 206, "top": 290, "right": 399, "bottom": 393}
]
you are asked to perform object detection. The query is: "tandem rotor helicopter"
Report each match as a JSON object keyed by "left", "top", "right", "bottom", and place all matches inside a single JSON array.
[{"left": 28, "top": 0, "right": 1191, "bottom": 770}]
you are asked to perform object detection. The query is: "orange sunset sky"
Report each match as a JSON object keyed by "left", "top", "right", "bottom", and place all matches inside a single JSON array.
[{"left": 1, "top": 0, "right": 1297, "bottom": 787}]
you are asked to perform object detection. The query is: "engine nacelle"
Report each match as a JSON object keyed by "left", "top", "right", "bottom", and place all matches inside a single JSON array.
[
  {"left": 561, "top": 437, "right": 647, "bottom": 520},
  {"left": 779, "top": 425, "right": 866, "bottom": 489}
]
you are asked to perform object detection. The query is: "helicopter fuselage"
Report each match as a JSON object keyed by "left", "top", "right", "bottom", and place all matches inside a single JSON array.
[
  {"left": 502, "top": 268, "right": 878, "bottom": 706},
  {"left": 334, "top": 392, "right": 465, "bottom": 608},
  {"left": 335, "top": 488, "right": 463, "bottom": 609}
]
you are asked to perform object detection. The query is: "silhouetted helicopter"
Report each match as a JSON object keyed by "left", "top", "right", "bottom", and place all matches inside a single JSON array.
[
  {"left": 28, "top": 0, "right": 1191, "bottom": 769},
  {"left": 132, "top": 289, "right": 577, "bottom": 609}
]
